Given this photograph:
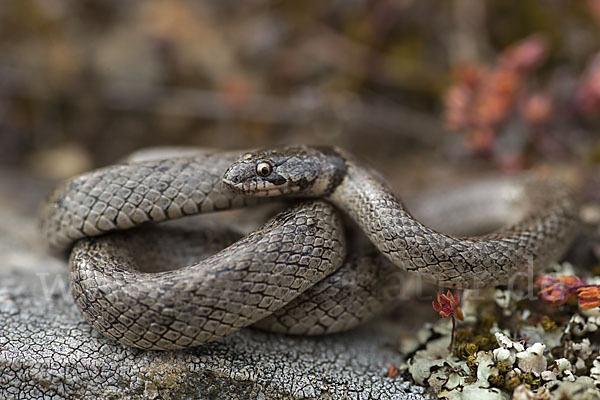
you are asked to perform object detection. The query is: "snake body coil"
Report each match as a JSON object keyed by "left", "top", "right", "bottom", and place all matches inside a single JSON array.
[{"left": 39, "top": 146, "right": 580, "bottom": 349}]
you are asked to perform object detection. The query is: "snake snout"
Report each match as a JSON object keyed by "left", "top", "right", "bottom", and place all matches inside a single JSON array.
[{"left": 223, "top": 162, "right": 252, "bottom": 191}]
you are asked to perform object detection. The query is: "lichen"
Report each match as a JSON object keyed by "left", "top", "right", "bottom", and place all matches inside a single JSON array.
[
  {"left": 540, "top": 317, "right": 557, "bottom": 332},
  {"left": 402, "top": 262, "right": 600, "bottom": 398}
]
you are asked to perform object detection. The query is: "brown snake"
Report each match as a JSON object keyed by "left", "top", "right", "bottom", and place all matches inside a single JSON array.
[{"left": 39, "top": 146, "right": 580, "bottom": 350}]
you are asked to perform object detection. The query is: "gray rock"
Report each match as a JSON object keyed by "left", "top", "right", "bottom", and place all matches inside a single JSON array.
[{"left": 0, "top": 172, "right": 428, "bottom": 399}]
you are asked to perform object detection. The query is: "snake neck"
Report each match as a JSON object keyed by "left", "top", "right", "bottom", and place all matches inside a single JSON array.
[{"left": 327, "top": 156, "right": 578, "bottom": 288}]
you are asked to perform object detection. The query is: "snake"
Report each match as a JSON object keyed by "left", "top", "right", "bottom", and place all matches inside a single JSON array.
[{"left": 39, "top": 146, "right": 580, "bottom": 350}]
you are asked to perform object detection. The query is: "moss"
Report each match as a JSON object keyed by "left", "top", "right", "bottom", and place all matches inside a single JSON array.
[
  {"left": 496, "top": 361, "right": 512, "bottom": 374},
  {"left": 488, "top": 374, "right": 505, "bottom": 388},
  {"left": 519, "top": 372, "right": 541, "bottom": 389},
  {"left": 455, "top": 342, "right": 478, "bottom": 359},
  {"left": 473, "top": 335, "right": 495, "bottom": 351},
  {"left": 466, "top": 355, "right": 478, "bottom": 374},
  {"left": 504, "top": 375, "right": 522, "bottom": 391},
  {"left": 479, "top": 313, "right": 497, "bottom": 332},
  {"left": 454, "top": 328, "right": 472, "bottom": 343},
  {"left": 488, "top": 362, "right": 542, "bottom": 393},
  {"left": 540, "top": 316, "right": 558, "bottom": 332},
  {"left": 452, "top": 314, "right": 498, "bottom": 360},
  {"left": 488, "top": 366, "right": 520, "bottom": 392}
]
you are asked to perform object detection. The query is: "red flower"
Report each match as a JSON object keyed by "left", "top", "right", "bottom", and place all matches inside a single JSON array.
[
  {"left": 442, "top": 33, "right": 551, "bottom": 166},
  {"left": 433, "top": 290, "right": 464, "bottom": 352},
  {"left": 535, "top": 275, "right": 600, "bottom": 310},
  {"left": 432, "top": 290, "right": 464, "bottom": 321}
]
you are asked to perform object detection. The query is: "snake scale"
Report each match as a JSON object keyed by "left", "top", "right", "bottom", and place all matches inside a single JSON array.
[{"left": 39, "top": 146, "right": 580, "bottom": 350}]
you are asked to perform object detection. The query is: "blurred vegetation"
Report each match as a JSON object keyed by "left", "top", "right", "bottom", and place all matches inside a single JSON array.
[{"left": 0, "top": 0, "right": 599, "bottom": 180}]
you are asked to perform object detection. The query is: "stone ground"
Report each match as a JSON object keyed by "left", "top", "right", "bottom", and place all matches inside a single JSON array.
[{"left": 0, "top": 169, "right": 428, "bottom": 399}]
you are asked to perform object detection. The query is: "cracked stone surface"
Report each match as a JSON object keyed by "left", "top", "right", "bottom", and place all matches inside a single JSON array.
[{"left": 0, "top": 170, "right": 427, "bottom": 399}]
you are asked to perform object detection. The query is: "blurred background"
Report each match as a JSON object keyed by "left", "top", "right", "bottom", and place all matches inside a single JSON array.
[{"left": 1, "top": 0, "right": 600, "bottom": 190}]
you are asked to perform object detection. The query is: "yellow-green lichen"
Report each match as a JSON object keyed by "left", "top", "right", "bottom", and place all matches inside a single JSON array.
[
  {"left": 540, "top": 317, "right": 558, "bottom": 332},
  {"left": 488, "top": 363, "right": 543, "bottom": 393},
  {"left": 452, "top": 319, "right": 498, "bottom": 360},
  {"left": 496, "top": 361, "right": 512, "bottom": 374}
]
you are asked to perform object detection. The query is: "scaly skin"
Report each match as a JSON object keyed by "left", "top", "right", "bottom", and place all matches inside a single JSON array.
[
  {"left": 39, "top": 146, "right": 580, "bottom": 349},
  {"left": 224, "top": 146, "right": 580, "bottom": 288}
]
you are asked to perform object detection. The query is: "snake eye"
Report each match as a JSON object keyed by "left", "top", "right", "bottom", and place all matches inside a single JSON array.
[{"left": 256, "top": 162, "right": 272, "bottom": 177}]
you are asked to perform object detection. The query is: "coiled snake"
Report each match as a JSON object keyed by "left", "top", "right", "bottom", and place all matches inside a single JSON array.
[{"left": 39, "top": 146, "right": 580, "bottom": 350}]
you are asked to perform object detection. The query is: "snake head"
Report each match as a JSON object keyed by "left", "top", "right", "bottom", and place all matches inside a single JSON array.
[{"left": 223, "top": 146, "right": 347, "bottom": 197}]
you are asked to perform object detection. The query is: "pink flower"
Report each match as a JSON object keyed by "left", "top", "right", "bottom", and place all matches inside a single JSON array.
[
  {"left": 521, "top": 93, "right": 552, "bottom": 124},
  {"left": 500, "top": 34, "right": 548, "bottom": 72},
  {"left": 535, "top": 275, "right": 600, "bottom": 309},
  {"left": 535, "top": 275, "right": 586, "bottom": 305},
  {"left": 575, "top": 55, "right": 600, "bottom": 117}
]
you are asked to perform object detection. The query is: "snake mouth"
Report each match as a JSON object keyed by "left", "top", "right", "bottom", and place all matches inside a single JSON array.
[
  {"left": 222, "top": 178, "right": 242, "bottom": 191},
  {"left": 223, "top": 178, "right": 300, "bottom": 197},
  {"left": 223, "top": 177, "right": 271, "bottom": 196}
]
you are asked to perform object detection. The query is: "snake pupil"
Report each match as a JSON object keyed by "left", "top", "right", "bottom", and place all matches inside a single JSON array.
[{"left": 256, "top": 162, "right": 272, "bottom": 177}]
